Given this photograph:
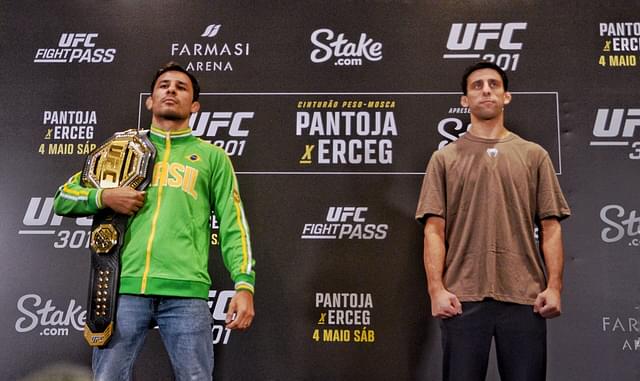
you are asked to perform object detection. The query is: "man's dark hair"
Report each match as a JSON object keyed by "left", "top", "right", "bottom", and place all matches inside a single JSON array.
[
  {"left": 150, "top": 61, "right": 200, "bottom": 102},
  {"left": 460, "top": 61, "right": 509, "bottom": 95}
]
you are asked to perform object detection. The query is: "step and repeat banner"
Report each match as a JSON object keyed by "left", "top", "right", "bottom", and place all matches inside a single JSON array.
[{"left": 1, "top": 1, "right": 638, "bottom": 380}]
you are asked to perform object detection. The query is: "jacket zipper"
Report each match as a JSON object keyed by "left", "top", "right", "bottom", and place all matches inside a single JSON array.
[{"left": 141, "top": 131, "right": 171, "bottom": 293}]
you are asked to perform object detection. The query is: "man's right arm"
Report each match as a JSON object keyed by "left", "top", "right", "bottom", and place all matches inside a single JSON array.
[
  {"left": 424, "top": 216, "right": 462, "bottom": 318},
  {"left": 54, "top": 172, "right": 145, "bottom": 217},
  {"left": 53, "top": 172, "right": 104, "bottom": 217}
]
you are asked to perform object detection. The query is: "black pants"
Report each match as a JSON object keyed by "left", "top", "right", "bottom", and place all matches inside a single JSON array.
[{"left": 440, "top": 299, "right": 547, "bottom": 381}]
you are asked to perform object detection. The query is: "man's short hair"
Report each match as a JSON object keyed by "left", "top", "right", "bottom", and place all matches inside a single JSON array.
[
  {"left": 460, "top": 61, "right": 509, "bottom": 95},
  {"left": 150, "top": 61, "right": 200, "bottom": 102}
]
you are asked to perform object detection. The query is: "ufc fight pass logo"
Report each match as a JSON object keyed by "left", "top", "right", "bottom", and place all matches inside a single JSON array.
[
  {"left": 34, "top": 33, "right": 116, "bottom": 63},
  {"left": 301, "top": 206, "right": 388, "bottom": 240}
]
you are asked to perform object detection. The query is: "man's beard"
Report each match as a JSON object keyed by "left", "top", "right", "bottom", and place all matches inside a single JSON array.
[{"left": 157, "top": 108, "right": 189, "bottom": 121}]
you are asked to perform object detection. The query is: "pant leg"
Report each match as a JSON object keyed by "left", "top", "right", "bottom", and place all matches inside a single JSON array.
[
  {"left": 155, "top": 297, "right": 214, "bottom": 381},
  {"left": 440, "top": 301, "right": 495, "bottom": 381},
  {"left": 494, "top": 302, "right": 547, "bottom": 381},
  {"left": 92, "top": 295, "right": 153, "bottom": 381}
]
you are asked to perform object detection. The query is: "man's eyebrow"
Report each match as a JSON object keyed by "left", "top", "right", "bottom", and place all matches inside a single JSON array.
[{"left": 157, "top": 79, "right": 189, "bottom": 86}]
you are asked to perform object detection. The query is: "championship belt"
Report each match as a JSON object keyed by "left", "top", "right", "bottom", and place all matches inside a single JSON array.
[{"left": 81, "top": 129, "right": 156, "bottom": 347}]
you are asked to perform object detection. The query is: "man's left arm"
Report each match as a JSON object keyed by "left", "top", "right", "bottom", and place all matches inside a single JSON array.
[
  {"left": 534, "top": 217, "right": 564, "bottom": 319},
  {"left": 210, "top": 152, "right": 256, "bottom": 330}
]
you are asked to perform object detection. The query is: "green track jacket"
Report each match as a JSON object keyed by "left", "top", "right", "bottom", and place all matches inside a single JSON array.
[{"left": 54, "top": 126, "right": 255, "bottom": 299}]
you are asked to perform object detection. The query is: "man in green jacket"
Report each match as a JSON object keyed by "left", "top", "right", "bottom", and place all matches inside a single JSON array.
[{"left": 54, "top": 62, "right": 255, "bottom": 381}]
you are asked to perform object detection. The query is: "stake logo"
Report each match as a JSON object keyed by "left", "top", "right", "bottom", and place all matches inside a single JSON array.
[
  {"left": 15, "top": 294, "right": 85, "bottom": 337},
  {"left": 15, "top": 291, "right": 236, "bottom": 344},
  {"left": 443, "top": 22, "right": 527, "bottom": 71},
  {"left": 34, "top": 33, "right": 117, "bottom": 64},
  {"left": 590, "top": 108, "right": 640, "bottom": 160},
  {"left": 436, "top": 106, "right": 471, "bottom": 149},
  {"left": 301, "top": 206, "right": 388, "bottom": 240},
  {"left": 310, "top": 28, "right": 383, "bottom": 66},
  {"left": 599, "top": 204, "right": 640, "bottom": 247}
]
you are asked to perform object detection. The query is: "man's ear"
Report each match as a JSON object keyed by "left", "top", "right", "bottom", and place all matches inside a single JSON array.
[
  {"left": 190, "top": 101, "right": 201, "bottom": 113},
  {"left": 145, "top": 96, "right": 153, "bottom": 111},
  {"left": 460, "top": 95, "right": 469, "bottom": 107},
  {"left": 503, "top": 91, "right": 512, "bottom": 106}
]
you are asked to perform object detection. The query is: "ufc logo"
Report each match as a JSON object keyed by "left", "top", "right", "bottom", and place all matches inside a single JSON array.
[
  {"left": 326, "top": 207, "right": 367, "bottom": 222},
  {"left": 58, "top": 33, "right": 99, "bottom": 48},
  {"left": 593, "top": 109, "right": 640, "bottom": 138},
  {"left": 190, "top": 112, "right": 253, "bottom": 137},
  {"left": 207, "top": 290, "right": 235, "bottom": 320},
  {"left": 23, "top": 197, "right": 91, "bottom": 226},
  {"left": 446, "top": 23, "right": 527, "bottom": 50}
]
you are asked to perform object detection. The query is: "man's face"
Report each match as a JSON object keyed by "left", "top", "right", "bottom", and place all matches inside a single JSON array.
[
  {"left": 460, "top": 68, "right": 511, "bottom": 121},
  {"left": 145, "top": 71, "right": 199, "bottom": 122}
]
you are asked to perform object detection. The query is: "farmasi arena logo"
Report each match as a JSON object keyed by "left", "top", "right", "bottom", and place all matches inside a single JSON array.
[
  {"left": 170, "top": 23, "right": 251, "bottom": 72},
  {"left": 601, "top": 306, "right": 640, "bottom": 352},
  {"left": 34, "top": 33, "right": 116, "bottom": 63}
]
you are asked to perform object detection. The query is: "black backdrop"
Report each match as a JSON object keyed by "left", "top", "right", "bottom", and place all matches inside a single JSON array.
[{"left": 1, "top": 1, "right": 639, "bottom": 380}]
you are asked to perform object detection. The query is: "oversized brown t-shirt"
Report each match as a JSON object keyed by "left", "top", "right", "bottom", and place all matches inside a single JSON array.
[{"left": 415, "top": 132, "right": 570, "bottom": 305}]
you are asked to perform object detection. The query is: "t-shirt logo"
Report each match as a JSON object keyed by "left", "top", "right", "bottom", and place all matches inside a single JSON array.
[{"left": 486, "top": 148, "right": 499, "bottom": 157}]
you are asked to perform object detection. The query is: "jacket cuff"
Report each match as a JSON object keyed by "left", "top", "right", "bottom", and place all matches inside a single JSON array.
[
  {"left": 88, "top": 188, "right": 103, "bottom": 210},
  {"left": 234, "top": 275, "right": 255, "bottom": 294}
]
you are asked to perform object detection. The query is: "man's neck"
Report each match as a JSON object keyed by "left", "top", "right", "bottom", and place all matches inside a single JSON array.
[
  {"left": 468, "top": 117, "right": 509, "bottom": 140},
  {"left": 151, "top": 117, "right": 190, "bottom": 132}
]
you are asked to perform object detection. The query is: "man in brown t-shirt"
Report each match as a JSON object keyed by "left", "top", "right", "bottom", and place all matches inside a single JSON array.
[{"left": 415, "top": 62, "right": 570, "bottom": 381}]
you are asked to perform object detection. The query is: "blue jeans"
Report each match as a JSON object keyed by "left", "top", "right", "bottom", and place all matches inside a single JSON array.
[{"left": 92, "top": 295, "right": 214, "bottom": 381}]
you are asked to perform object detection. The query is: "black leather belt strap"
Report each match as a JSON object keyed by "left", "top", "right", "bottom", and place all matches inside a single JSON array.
[
  {"left": 83, "top": 211, "right": 128, "bottom": 346},
  {"left": 81, "top": 129, "right": 155, "bottom": 347}
]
